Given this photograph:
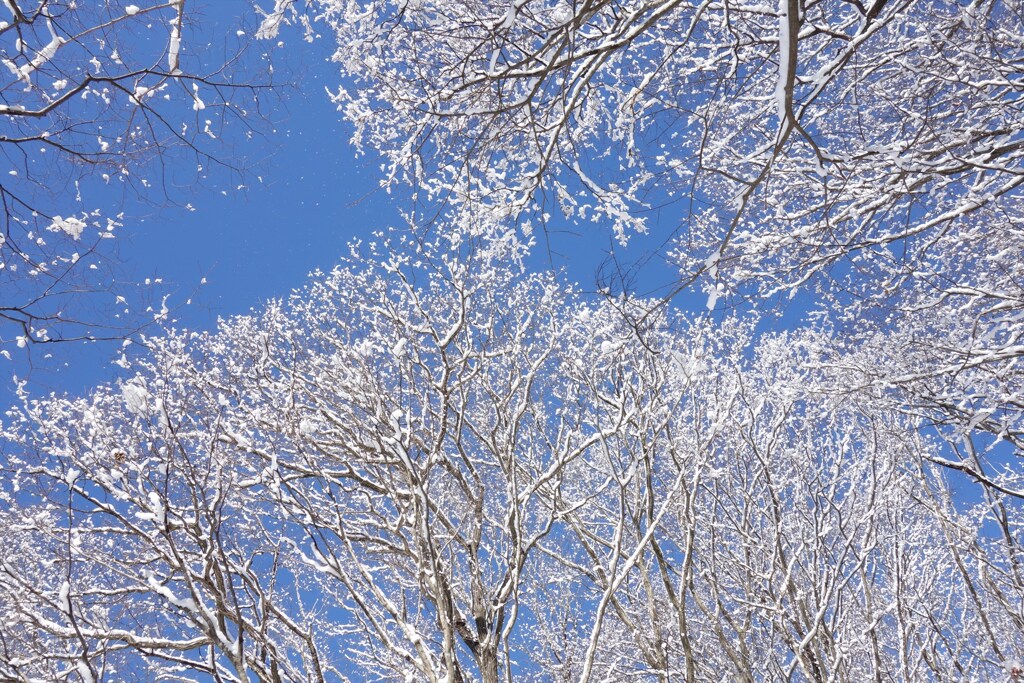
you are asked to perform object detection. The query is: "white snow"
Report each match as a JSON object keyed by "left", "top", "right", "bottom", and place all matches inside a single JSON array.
[
  {"left": 255, "top": 0, "right": 295, "bottom": 40},
  {"left": 58, "top": 580, "right": 71, "bottom": 614},
  {"left": 191, "top": 83, "right": 205, "bottom": 111},
  {"left": 706, "top": 282, "right": 724, "bottom": 310},
  {"left": 77, "top": 661, "right": 95, "bottom": 683},
  {"left": 775, "top": 0, "right": 790, "bottom": 127},
  {"left": 122, "top": 379, "right": 151, "bottom": 416},
  {"left": 47, "top": 216, "right": 87, "bottom": 240},
  {"left": 500, "top": 4, "right": 517, "bottom": 29},
  {"left": 148, "top": 491, "right": 166, "bottom": 527},
  {"left": 168, "top": 25, "right": 181, "bottom": 73},
  {"left": 16, "top": 25, "right": 64, "bottom": 83}
]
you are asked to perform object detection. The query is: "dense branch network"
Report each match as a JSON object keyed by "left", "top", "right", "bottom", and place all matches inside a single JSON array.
[
  {"left": 2, "top": 229, "right": 1024, "bottom": 681},
  {"left": 305, "top": 0, "right": 1024, "bottom": 501},
  {"left": 0, "top": 1, "right": 1022, "bottom": 681}
]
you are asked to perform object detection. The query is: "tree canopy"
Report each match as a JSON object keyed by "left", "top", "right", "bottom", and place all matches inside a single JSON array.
[
  {"left": 314, "top": 0, "right": 1024, "bottom": 499},
  {"left": 1, "top": 0, "right": 1023, "bottom": 681},
  {"left": 4, "top": 229, "right": 1023, "bottom": 681}
]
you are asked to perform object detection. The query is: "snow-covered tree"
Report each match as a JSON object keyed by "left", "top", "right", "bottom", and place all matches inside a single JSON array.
[
  {"left": 2, "top": 0, "right": 1022, "bottom": 676},
  {"left": 3, "top": 227, "right": 1022, "bottom": 681},
  {"left": 293, "top": 0, "right": 1024, "bottom": 504},
  {"left": 314, "top": 0, "right": 1023, "bottom": 283},
  {"left": 0, "top": 0, "right": 276, "bottom": 348}
]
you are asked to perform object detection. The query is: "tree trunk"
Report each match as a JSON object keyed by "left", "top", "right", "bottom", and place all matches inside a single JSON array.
[{"left": 478, "top": 646, "right": 499, "bottom": 683}]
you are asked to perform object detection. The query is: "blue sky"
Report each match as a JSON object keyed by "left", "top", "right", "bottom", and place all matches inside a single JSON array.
[{"left": 2, "top": 7, "right": 381, "bottom": 398}]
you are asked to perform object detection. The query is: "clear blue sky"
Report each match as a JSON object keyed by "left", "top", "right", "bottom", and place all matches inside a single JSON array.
[{"left": 2, "top": 6, "right": 381, "bottom": 398}]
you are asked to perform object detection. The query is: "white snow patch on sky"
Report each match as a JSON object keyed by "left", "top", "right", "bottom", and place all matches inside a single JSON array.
[{"left": 48, "top": 216, "right": 87, "bottom": 240}]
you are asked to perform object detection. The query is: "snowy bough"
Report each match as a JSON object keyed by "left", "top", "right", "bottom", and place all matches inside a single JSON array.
[
  {"left": 1, "top": 226, "right": 1023, "bottom": 681},
  {"left": 311, "top": 0, "right": 1024, "bottom": 493}
]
